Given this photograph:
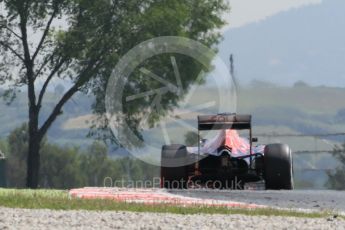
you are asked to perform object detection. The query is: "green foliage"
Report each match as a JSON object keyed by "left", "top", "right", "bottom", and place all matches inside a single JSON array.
[
  {"left": 325, "top": 143, "right": 345, "bottom": 190},
  {"left": 0, "top": 139, "right": 8, "bottom": 156},
  {"left": 5, "top": 124, "right": 159, "bottom": 189},
  {"left": 6, "top": 123, "right": 29, "bottom": 187},
  {"left": 40, "top": 144, "right": 85, "bottom": 189},
  {"left": 1, "top": 0, "right": 229, "bottom": 188},
  {"left": 184, "top": 131, "right": 199, "bottom": 146},
  {"left": 86, "top": 0, "right": 229, "bottom": 143},
  {"left": 79, "top": 141, "right": 121, "bottom": 187},
  {"left": 293, "top": 81, "right": 309, "bottom": 88},
  {"left": 0, "top": 189, "right": 338, "bottom": 219}
]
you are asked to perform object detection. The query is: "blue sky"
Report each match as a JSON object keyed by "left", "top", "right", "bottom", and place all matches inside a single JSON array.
[
  {"left": 223, "top": 0, "right": 322, "bottom": 29},
  {"left": 215, "top": 0, "right": 345, "bottom": 87}
]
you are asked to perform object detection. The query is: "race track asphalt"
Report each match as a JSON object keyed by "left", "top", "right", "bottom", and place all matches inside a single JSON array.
[{"left": 170, "top": 189, "right": 345, "bottom": 213}]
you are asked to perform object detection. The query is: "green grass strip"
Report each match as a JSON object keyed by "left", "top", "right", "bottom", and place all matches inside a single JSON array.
[{"left": 0, "top": 189, "right": 339, "bottom": 219}]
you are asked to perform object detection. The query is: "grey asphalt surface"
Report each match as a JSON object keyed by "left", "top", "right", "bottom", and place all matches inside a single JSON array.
[{"left": 170, "top": 190, "right": 345, "bottom": 213}]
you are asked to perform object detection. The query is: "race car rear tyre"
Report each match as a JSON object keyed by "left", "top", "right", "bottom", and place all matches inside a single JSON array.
[
  {"left": 161, "top": 145, "right": 188, "bottom": 189},
  {"left": 264, "top": 144, "right": 294, "bottom": 190}
]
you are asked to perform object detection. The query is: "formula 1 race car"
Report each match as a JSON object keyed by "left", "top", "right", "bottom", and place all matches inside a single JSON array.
[{"left": 160, "top": 114, "right": 294, "bottom": 190}]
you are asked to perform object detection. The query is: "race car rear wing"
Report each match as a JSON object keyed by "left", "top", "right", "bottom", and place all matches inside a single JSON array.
[
  {"left": 198, "top": 114, "right": 252, "bottom": 130},
  {"left": 197, "top": 114, "right": 255, "bottom": 167}
]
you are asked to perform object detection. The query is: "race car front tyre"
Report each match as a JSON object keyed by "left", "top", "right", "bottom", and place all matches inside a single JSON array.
[
  {"left": 161, "top": 144, "right": 188, "bottom": 189},
  {"left": 264, "top": 143, "right": 294, "bottom": 190}
]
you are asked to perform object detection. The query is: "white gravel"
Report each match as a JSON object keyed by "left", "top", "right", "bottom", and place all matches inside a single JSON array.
[{"left": 0, "top": 207, "right": 344, "bottom": 230}]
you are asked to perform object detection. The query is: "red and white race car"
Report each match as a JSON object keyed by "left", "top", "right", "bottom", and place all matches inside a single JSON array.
[{"left": 161, "top": 114, "right": 294, "bottom": 190}]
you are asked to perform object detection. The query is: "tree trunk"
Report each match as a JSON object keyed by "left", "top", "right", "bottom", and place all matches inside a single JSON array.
[
  {"left": 26, "top": 134, "right": 40, "bottom": 188},
  {"left": 26, "top": 104, "right": 41, "bottom": 189}
]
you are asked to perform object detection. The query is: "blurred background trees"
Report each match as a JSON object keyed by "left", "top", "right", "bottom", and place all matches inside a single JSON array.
[
  {"left": 2, "top": 124, "right": 159, "bottom": 189},
  {"left": 0, "top": 0, "right": 229, "bottom": 188},
  {"left": 325, "top": 143, "right": 345, "bottom": 190}
]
